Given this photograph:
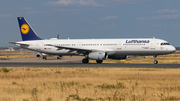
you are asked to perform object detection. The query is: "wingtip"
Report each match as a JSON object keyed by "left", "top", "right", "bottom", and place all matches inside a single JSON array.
[{"left": 7, "top": 42, "right": 16, "bottom": 44}]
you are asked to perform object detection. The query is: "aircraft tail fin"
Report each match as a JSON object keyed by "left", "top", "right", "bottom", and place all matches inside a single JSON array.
[{"left": 17, "top": 17, "right": 42, "bottom": 41}]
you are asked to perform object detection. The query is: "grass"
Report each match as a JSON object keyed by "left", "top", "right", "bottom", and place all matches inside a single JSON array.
[
  {"left": 0, "top": 51, "right": 36, "bottom": 58},
  {"left": 0, "top": 51, "right": 180, "bottom": 100},
  {"left": 0, "top": 67, "right": 180, "bottom": 100}
]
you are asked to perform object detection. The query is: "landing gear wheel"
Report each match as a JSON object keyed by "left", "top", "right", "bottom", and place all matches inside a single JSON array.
[
  {"left": 153, "top": 55, "right": 158, "bottom": 64},
  {"left": 154, "top": 60, "right": 158, "bottom": 64},
  {"left": 96, "top": 60, "right": 103, "bottom": 64},
  {"left": 43, "top": 56, "right": 47, "bottom": 60},
  {"left": 57, "top": 57, "right": 61, "bottom": 59},
  {"left": 57, "top": 55, "right": 62, "bottom": 59},
  {"left": 82, "top": 59, "right": 89, "bottom": 63}
]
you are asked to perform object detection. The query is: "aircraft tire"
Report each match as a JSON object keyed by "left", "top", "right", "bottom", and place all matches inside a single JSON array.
[
  {"left": 82, "top": 59, "right": 89, "bottom": 63},
  {"left": 154, "top": 60, "right": 158, "bottom": 64},
  {"left": 96, "top": 60, "right": 103, "bottom": 64},
  {"left": 57, "top": 57, "right": 61, "bottom": 59}
]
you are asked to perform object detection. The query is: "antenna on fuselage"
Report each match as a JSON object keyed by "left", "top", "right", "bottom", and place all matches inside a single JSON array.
[{"left": 57, "top": 34, "right": 59, "bottom": 39}]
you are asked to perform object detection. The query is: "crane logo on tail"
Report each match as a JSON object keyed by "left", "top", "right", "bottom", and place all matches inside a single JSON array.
[{"left": 21, "top": 24, "right": 29, "bottom": 34}]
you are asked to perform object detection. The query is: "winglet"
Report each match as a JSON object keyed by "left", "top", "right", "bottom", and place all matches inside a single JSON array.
[{"left": 17, "top": 17, "right": 42, "bottom": 41}]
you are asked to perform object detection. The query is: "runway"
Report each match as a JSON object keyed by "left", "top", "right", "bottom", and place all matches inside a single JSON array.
[
  {"left": 0, "top": 57, "right": 180, "bottom": 68},
  {"left": 0, "top": 62, "right": 180, "bottom": 68}
]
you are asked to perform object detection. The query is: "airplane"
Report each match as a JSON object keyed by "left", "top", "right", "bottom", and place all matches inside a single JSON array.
[{"left": 9, "top": 17, "right": 176, "bottom": 64}]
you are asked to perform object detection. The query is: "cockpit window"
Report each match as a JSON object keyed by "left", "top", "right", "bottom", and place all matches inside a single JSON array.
[{"left": 161, "top": 43, "right": 170, "bottom": 45}]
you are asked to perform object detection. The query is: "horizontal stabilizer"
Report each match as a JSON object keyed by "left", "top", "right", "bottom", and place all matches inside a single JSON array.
[{"left": 8, "top": 42, "right": 29, "bottom": 47}]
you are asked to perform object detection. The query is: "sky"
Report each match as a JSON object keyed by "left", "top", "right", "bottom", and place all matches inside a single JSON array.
[{"left": 1, "top": 0, "right": 180, "bottom": 47}]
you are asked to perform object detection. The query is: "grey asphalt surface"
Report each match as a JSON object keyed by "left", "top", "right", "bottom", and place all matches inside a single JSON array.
[{"left": 0, "top": 57, "right": 179, "bottom": 68}]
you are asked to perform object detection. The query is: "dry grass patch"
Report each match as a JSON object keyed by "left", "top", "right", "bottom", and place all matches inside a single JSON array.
[
  {"left": 0, "top": 67, "right": 180, "bottom": 101},
  {"left": 0, "top": 51, "right": 35, "bottom": 58}
]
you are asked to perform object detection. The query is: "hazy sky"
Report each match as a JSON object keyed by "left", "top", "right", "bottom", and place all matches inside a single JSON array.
[{"left": 1, "top": 0, "right": 180, "bottom": 47}]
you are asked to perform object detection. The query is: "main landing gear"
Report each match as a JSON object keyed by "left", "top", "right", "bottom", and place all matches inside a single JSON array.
[
  {"left": 42, "top": 56, "right": 47, "bottom": 60},
  {"left": 154, "top": 55, "right": 158, "bottom": 64},
  {"left": 42, "top": 55, "right": 62, "bottom": 60},
  {"left": 96, "top": 60, "right": 103, "bottom": 64},
  {"left": 82, "top": 58, "right": 103, "bottom": 64},
  {"left": 82, "top": 58, "right": 89, "bottom": 63},
  {"left": 57, "top": 55, "right": 62, "bottom": 59}
]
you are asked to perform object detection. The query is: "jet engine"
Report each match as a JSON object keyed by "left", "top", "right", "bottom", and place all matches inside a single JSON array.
[
  {"left": 108, "top": 55, "right": 127, "bottom": 60},
  {"left": 88, "top": 52, "right": 107, "bottom": 60},
  {"left": 36, "top": 53, "right": 41, "bottom": 58}
]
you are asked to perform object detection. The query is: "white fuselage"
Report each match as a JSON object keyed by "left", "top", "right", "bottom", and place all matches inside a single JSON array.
[{"left": 15, "top": 38, "right": 175, "bottom": 56}]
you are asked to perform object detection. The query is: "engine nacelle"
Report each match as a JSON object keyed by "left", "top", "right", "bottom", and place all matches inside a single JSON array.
[
  {"left": 36, "top": 53, "right": 41, "bottom": 58},
  {"left": 88, "top": 52, "right": 107, "bottom": 60},
  {"left": 108, "top": 55, "right": 127, "bottom": 60}
]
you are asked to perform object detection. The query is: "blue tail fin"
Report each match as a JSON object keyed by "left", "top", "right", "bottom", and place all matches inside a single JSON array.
[{"left": 17, "top": 17, "right": 42, "bottom": 41}]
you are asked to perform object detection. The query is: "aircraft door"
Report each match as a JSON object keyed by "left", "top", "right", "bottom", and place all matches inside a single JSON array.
[
  {"left": 150, "top": 40, "right": 155, "bottom": 50},
  {"left": 77, "top": 42, "right": 81, "bottom": 48},
  {"left": 36, "top": 42, "right": 41, "bottom": 50},
  {"left": 117, "top": 41, "right": 121, "bottom": 50}
]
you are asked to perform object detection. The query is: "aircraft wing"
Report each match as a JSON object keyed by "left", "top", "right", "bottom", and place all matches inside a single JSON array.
[{"left": 49, "top": 44, "right": 100, "bottom": 54}]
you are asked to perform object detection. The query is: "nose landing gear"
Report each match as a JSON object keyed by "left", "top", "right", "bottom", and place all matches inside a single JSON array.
[{"left": 154, "top": 55, "right": 158, "bottom": 64}]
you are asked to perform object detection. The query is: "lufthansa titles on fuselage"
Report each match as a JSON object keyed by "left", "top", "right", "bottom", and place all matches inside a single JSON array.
[{"left": 126, "top": 40, "right": 150, "bottom": 43}]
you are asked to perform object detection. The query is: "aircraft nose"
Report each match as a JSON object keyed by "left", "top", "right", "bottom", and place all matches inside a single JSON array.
[{"left": 170, "top": 46, "right": 176, "bottom": 53}]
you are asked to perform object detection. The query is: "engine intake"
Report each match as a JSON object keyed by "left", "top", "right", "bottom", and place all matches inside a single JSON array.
[{"left": 36, "top": 53, "right": 41, "bottom": 57}]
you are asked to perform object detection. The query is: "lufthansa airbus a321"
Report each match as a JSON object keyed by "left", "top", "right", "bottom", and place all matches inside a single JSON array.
[{"left": 9, "top": 17, "right": 176, "bottom": 64}]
